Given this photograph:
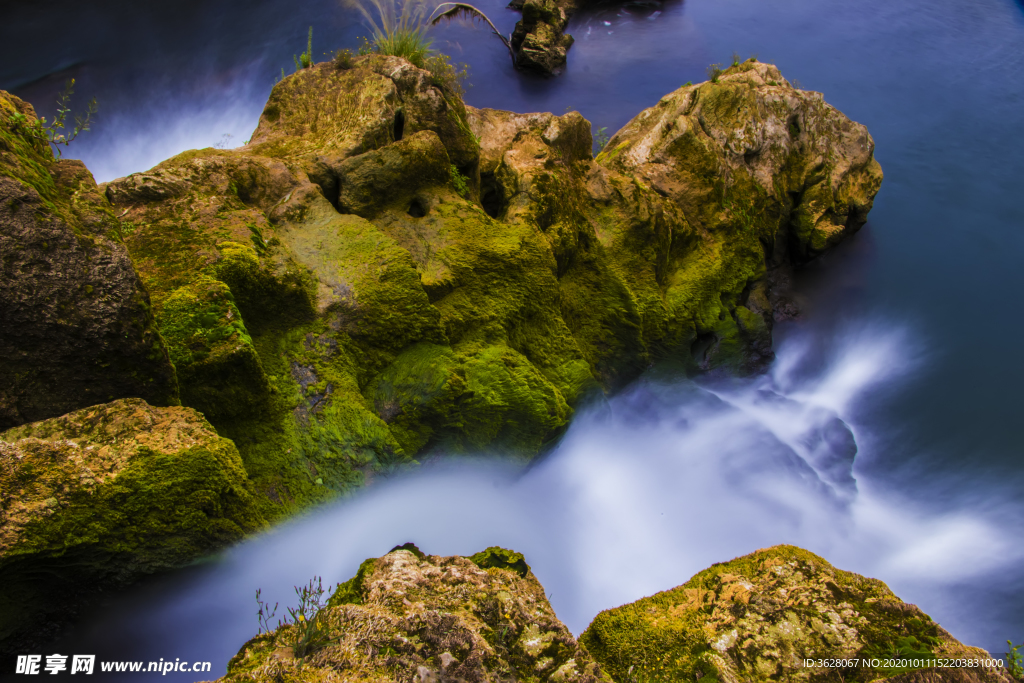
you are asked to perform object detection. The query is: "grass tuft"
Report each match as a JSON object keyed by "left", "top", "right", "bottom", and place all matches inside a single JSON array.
[{"left": 344, "top": 0, "right": 435, "bottom": 66}]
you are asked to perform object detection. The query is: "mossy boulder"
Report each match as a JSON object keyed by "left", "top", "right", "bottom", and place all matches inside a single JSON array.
[
  {"left": 0, "top": 91, "right": 179, "bottom": 430},
  {"left": 588, "top": 60, "right": 882, "bottom": 371},
  {"left": 217, "top": 545, "right": 611, "bottom": 682},
  {"left": 78, "top": 57, "right": 881, "bottom": 515},
  {"left": 0, "top": 398, "right": 265, "bottom": 652},
  {"left": 579, "top": 545, "right": 1011, "bottom": 683},
  {"left": 599, "top": 60, "right": 883, "bottom": 262}
]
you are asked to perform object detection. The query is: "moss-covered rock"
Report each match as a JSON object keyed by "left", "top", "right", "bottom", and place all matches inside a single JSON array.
[
  {"left": 589, "top": 59, "right": 882, "bottom": 371},
  {"left": 216, "top": 545, "right": 611, "bottom": 682},
  {"left": 72, "top": 57, "right": 880, "bottom": 515},
  {"left": 0, "top": 398, "right": 265, "bottom": 651},
  {"left": 0, "top": 91, "right": 179, "bottom": 430},
  {"left": 579, "top": 545, "right": 1011, "bottom": 683}
]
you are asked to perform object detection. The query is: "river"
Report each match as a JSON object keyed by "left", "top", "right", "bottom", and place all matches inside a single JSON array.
[{"left": 2, "top": 0, "right": 1023, "bottom": 678}]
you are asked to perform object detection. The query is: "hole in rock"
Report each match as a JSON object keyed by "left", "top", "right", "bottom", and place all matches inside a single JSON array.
[
  {"left": 394, "top": 110, "right": 405, "bottom": 141},
  {"left": 787, "top": 114, "right": 801, "bottom": 139},
  {"left": 408, "top": 197, "right": 427, "bottom": 217},
  {"left": 480, "top": 173, "right": 506, "bottom": 219}
]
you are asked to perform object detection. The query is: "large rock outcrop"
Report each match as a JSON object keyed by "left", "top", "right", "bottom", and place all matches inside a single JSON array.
[
  {"left": 580, "top": 545, "right": 1011, "bottom": 683},
  {"left": 0, "top": 398, "right": 265, "bottom": 652},
  {"left": 0, "top": 92, "right": 179, "bottom": 430},
  {"left": 216, "top": 545, "right": 610, "bottom": 682},
  {"left": 88, "top": 56, "right": 881, "bottom": 518}
]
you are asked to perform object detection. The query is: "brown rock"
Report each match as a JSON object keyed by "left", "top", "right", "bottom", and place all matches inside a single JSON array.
[
  {"left": 0, "top": 91, "right": 179, "bottom": 430},
  {"left": 213, "top": 546, "right": 611, "bottom": 683}
]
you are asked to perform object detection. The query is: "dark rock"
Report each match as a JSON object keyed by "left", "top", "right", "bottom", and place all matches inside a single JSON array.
[
  {"left": 511, "top": 0, "right": 577, "bottom": 74},
  {"left": 0, "top": 92, "right": 178, "bottom": 430}
]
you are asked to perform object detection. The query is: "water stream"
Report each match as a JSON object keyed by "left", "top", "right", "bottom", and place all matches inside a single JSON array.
[{"left": 3, "top": 0, "right": 1023, "bottom": 677}]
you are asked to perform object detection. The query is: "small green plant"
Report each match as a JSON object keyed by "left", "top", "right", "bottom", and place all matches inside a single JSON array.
[
  {"left": 294, "top": 27, "right": 314, "bottom": 70},
  {"left": 255, "top": 588, "right": 278, "bottom": 634},
  {"left": 684, "top": 80, "right": 693, "bottom": 86},
  {"left": 113, "top": 220, "right": 138, "bottom": 243},
  {"left": 731, "top": 51, "right": 741, "bottom": 66},
  {"left": 333, "top": 48, "right": 355, "bottom": 69},
  {"left": 424, "top": 53, "right": 468, "bottom": 98},
  {"left": 6, "top": 79, "right": 96, "bottom": 157},
  {"left": 345, "top": 0, "right": 434, "bottom": 66},
  {"left": 285, "top": 576, "right": 334, "bottom": 658},
  {"left": 707, "top": 63, "right": 723, "bottom": 83},
  {"left": 256, "top": 576, "right": 337, "bottom": 660},
  {"left": 593, "top": 126, "right": 609, "bottom": 155},
  {"left": 1007, "top": 640, "right": 1023, "bottom": 679},
  {"left": 450, "top": 163, "right": 469, "bottom": 197}
]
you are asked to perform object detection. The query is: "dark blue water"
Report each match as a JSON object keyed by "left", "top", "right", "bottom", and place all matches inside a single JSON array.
[{"left": 3, "top": 0, "right": 1024, "bottom": 678}]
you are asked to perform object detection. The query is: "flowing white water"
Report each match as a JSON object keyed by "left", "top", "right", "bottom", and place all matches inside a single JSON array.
[{"left": 62, "top": 320, "right": 1023, "bottom": 677}]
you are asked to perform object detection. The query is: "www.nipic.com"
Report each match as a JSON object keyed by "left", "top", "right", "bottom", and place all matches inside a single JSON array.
[{"left": 14, "top": 655, "right": 213, "bottom": 675}]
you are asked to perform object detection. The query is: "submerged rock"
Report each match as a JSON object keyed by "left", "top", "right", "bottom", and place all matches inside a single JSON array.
[
  {"left": 0, "top": 92, "right": 179, "bottom": 430},
  {"left": 215, "top": 545, "right": 610, "bottom": 682},
  {"left": 579, "top": 545, "right": 1011, "bottom": 683},
  {"left": 0, "top": 398, "right": 264, "bottom": 651},
  {"left": 510, "top": 0, "right": 577, "bottom": 74}
]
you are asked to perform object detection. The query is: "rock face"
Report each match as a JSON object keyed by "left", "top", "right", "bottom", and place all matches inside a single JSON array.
[
  {"left": 509, "top": 0, "right": 577, "bottom": 74},
  {"left": 0, "top": 398, "right": 265, "bottom": 651},
  {"left": 85, "top": 56, "right": 882, "bottom": 518},
  {"left": 599, "top": 60, "right": 882, "bottom": 263},
  {"left": 579, "top": 545, "right": 1011, "bottom": 683},
  {"left": 0, "top": 92, "right": 179, "bottom": 430},
  {"left": 217, "top": 545, "right": 610, "bottom": 682}
]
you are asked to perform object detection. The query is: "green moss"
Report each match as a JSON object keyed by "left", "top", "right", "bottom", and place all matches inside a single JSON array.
[
  {"left": 0, "top": 95, "right": 61, "bottom": 211},
  {"left": 581, "top": 546, "right": 953, "bottom": 683},
  {"left": 213, "top": 240, "right": 317, "bottom": 330},
  {"left": 247, "top": 61, "right": 399, "bottom": 160},
  {"left": 469, "top": 546, "right": 530, "bottom": 578},
  {"left": 328, "top": 557, "right": 378, "bottom": 607},
  {"left": 365, "top": 342, "right": 464, "bottom": 454},
  {"left": 7, "top": 441, "right": 262, "bottom": 561},
  {"left": 158, "top": 276, "right": 270, "bottom": 419},
  {"left": 0, "top": 400, "right": 265, "bottom": 646}
]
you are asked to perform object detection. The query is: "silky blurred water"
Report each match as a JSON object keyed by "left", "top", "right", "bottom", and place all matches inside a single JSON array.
[{"left": 2, "top": 0, "right": 1023, "bottom": 678}]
